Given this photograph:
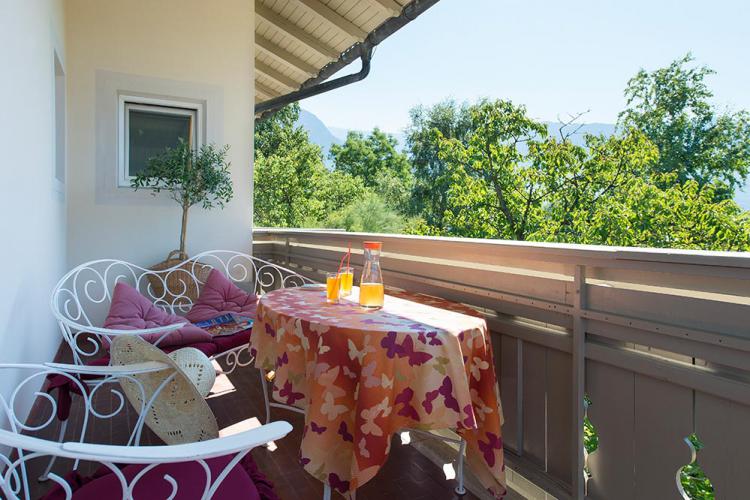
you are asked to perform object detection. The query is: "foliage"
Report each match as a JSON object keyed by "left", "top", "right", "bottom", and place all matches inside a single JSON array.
[
  {"left": 254, "top": 105, "right": 331, "bottom": 228},
  {"left": 372, "top": 169, "right": 414, "bottom": 213},
  {"left": 317, "top": 171, "right": 369, "bottom": 215},
  {"left": 679, "top": 434, "right": 715, "bottom": 500},
  {"left": 253, "top": 150, "right": 326, "bottom": 227},
  {"left": 253, "top": 105, "right": 407, "bottom": 233},
  {"left": 619, "top": 53, "right": 750, "bottom": 197},
  {"left": 583, "top": 395, "right": 598, "bottom": 456},
  {"left": 330, "top": 129, "right": 411, "bottom": 187},
  {"left": 255, "top": 103, "right": 308, "bottom": 159},
  {"left": 324, "top": 193, "right": 406, "bottom": 233},
  {"left": 406, "top": 100, "right": 473, "bottom": 228},
  {"left": 131, "top": 139, "right": 232, "bottom": 255},
  {"left": 407, "top": 95, "right": 750, "bottom": 250}
]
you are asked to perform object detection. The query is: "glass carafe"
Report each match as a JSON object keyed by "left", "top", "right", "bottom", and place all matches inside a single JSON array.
[{"left": 359, "top": 241, "right": 384, "bottom": 308}]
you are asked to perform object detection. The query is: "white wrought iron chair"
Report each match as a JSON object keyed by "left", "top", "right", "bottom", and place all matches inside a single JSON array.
[
  {"left": 0, "top": 362, "right": 292, "bottom": 499},
  {"left": 50, "top": 250, "right": 313, "bottom": 371}
]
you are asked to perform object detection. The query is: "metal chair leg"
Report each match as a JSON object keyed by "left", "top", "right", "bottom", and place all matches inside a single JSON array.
[
  {"left": 455, "top": 438, "right": 467, "bottom": 495},
  {"left": 38, "top": 419, "right": 68, "bottom": 481},
  {"left": 323, "top": 483, "right": 332, "bottom": 500},
  {"left": 260, "top": 369, "right": 271, "bottom": 424}
]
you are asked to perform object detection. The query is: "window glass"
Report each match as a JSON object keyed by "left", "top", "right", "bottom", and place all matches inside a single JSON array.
[{"left": 127, "top": 108, "right": 192, "bottom": 176}]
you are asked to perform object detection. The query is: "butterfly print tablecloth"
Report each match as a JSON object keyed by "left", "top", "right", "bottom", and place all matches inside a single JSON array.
[{"left": 250, "top": 287, "right": 506, "bottom": 498}]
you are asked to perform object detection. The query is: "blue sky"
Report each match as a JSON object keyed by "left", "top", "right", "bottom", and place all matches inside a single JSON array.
[{"left": 301, "top": 0, "right": 750, "bottom": 134}]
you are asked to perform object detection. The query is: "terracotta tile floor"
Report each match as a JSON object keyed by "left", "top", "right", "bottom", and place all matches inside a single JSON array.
[{"left": 23, "top": 347, "right": 478, "bottom": 500}]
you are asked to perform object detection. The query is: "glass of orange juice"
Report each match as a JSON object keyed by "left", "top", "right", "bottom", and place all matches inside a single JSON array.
[
  {"left": 339, "top": 266, "right": 354, "bottom": 297},
  {"left": 326, "top": 272, "right": 341, "bottom": 303}
]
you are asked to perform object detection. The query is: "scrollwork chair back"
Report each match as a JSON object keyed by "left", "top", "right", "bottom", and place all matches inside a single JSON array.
[
  {"left": 0, "top": 362, "right": 292, "bottom": 500},
  {"left": 50, "top": 250, "right": 313, "bottom": 365}
]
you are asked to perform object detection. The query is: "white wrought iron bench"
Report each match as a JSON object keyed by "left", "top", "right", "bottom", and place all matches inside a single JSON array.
[
  {"left": 50, "top": 250, "right": 313, "bottom": 371},
  {"left": 0, "top": 362, "right": 292, "bottom": 499}
]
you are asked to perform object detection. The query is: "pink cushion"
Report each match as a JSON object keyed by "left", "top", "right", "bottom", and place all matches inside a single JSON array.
[
  {"left": 42, "top": 454, "right": 278, "bottom": 500},
  {"left": 104, "top": 282, "right": 212, "bottom": 347},
  {"left": 186, "top": 269, "right": 259, "bottom": 323}
]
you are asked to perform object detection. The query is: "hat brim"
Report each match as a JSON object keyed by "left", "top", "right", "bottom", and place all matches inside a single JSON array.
[{"left": 110, "top": 335, "right": 219, "bottom": 445}]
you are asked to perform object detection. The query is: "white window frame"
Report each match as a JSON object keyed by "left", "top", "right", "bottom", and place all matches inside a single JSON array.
[{"left": 117, "top": 94, "right": 204, "bottom": 188}]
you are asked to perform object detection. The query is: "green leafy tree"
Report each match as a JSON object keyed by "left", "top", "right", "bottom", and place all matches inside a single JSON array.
[
  {"left": 132, "top": 139, "right": 232, "bottom": 256},
  {"left": 324, "top": 193, "right": 406, "bottom": 233},
  {"left": 253, "top": 151, "right": 326, "bottom": 227},
  {"left": 572, "top": 173, "right": 750, "bottom": 251},
  {"left": 431, "top": 98, "right": 750, "bottom": 250},
  {"left": 330, "top": 129, "right": 412, "bottom": 188},
  {"left": 619, "top": 54, "right": 750, "bottom": 197},
  {"left": 372, "top": 169, "right": 414, "bottom": 213},
  {"left": 255, "top": 103, "right": 308, "bottom": 158},
  {"left": 406, "top": 100, "right": 473, "bottom": 230},
  {"left": 317, "top": 171, "right": 369, "bottom": 215},
  {"left": 254, "top": 105, "right": 378, "bottom": 229},
  {"left": 253, "top": 105, "right": 327, "bottom": 227},
  {"left": 436, "top": 99, "right": 550, "bottom": 240}
]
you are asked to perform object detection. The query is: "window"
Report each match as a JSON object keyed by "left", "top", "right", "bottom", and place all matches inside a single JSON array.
[
  {"left": 53, "top": 51, "right": 65, "bottom": 186},
  {"left": 117, "top": 95, "right": 203, "bottom": 187}
]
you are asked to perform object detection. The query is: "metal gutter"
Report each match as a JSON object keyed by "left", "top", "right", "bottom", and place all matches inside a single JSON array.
[{"left": 255, "top": 0, "right": 441, "bottom": 119}]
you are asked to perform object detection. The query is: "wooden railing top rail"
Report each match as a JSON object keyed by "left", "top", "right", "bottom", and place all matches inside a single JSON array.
[{"left": 253, "top": 228, "right": 750, "bottom": 271}]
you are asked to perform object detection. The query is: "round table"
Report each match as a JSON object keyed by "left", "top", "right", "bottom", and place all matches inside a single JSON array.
[{"left": 250, "top": 286, "right": 506, "bottom": 498}]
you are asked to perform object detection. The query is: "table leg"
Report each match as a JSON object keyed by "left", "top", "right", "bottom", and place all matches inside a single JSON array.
[
  {"left": 323, "top": 483, "right": 331, "bottom": 500},
  {"left": 455, "top": 438, "right": 467, "bottom": 495},
  {"left": 259, "top": 369, "right": 271, "bottom": 423}
]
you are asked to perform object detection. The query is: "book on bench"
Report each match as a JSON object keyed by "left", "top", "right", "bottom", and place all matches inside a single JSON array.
[{"left": 193, "top": 313, "right": 254, "bottom": 337}]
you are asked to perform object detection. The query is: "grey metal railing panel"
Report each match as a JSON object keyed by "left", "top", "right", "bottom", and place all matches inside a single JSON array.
[{"left": 695, "top": 392, "right": 750, "bottom": 499}]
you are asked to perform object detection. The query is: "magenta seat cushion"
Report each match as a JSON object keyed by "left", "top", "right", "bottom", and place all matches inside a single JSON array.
[
  {"left": 103, "top": 282, "right": 212, "bottom": 347},
  {"left": 185, "top": 269, "right": 259, "bottom": 323},
  {"left": 43, "top": 454, "right": 280, "bottom": 500}
]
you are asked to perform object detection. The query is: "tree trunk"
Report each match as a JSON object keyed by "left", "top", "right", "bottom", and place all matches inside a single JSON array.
[{"left": 179, "top": 203, "right": 189, "bottom": 257}]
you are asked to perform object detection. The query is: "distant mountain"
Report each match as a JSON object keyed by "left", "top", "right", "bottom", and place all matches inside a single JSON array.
[{"left": 297, "top": 109, "right": 342, "bottom": 161}]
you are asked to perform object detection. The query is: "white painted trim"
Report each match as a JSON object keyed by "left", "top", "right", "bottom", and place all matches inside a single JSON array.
[
  {"left": 94, "top": 70, "right": 223, "bottom": 206},
  {"left": 117, "top": 95, "right": 203, "bottom": 188}
]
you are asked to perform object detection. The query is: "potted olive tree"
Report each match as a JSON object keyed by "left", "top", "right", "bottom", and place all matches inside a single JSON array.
[{"left": 131, "top": 139, "right": 233, "bottom": 300}]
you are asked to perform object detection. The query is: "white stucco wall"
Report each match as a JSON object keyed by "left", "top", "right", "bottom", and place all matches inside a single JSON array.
[
  {"left": 65, "top": 0, "right": 255, "bottom": 267},
  {"left": 0, "top": 0, "right": 67, "bottom": 406}
]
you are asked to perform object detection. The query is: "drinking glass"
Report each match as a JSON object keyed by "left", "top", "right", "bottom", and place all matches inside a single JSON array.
[
  {"left": 326, "top": 272, "right": 341, "bottom": 303},
  {"left": 339, "top": 266, "right": 354, "bottom": 297}
]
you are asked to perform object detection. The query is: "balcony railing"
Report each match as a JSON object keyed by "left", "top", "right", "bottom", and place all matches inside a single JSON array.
[{"left": 253, "top": 228, "right": 750, "bottom": 499}]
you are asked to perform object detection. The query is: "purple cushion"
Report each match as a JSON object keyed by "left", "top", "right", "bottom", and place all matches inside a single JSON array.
[
  {"left": 103, "top": 282, "right": 212, "bottom": 347},
  {"left": 186, "top": 269, "right": 259, "bottom": 323},
  {"left": 42, "top": 454, "right": 279, "bottom": 500}
]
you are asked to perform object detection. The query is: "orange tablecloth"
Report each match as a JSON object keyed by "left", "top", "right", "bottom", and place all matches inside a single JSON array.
[{"left": 250, "top": 287, "right": 506, "bottom": 498}]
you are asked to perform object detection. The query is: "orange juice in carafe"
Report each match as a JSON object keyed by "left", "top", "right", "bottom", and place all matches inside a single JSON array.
[
  {"left": 359, "top": 241, "right": 384, "bottom": 308},
  {"left": 359, "top": 282, "right": 384, "bottom": 308}
]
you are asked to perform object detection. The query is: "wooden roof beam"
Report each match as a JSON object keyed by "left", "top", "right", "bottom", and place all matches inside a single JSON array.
[
  {"left": 255, "top": 81, "right": 279, "bottom": 100},
  {"left": 256, "top": 35, "right": 318, "bottom": 77},
  {"left": 256, "top": 60, "right": 301, "bottom": 91},
  {"left": 369, "top": 0, "right": 402, "bottom": 17},
  {"left": 294, "top": 0, "right": 367, "bottom": 40},
  {"left": 255, "top": 2, "right": 339, "bottom": 60}
]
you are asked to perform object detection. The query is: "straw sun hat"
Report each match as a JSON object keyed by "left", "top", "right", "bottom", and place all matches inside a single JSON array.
[{"left": 110, "top": 336, "right": 219, "bottom": 445}]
